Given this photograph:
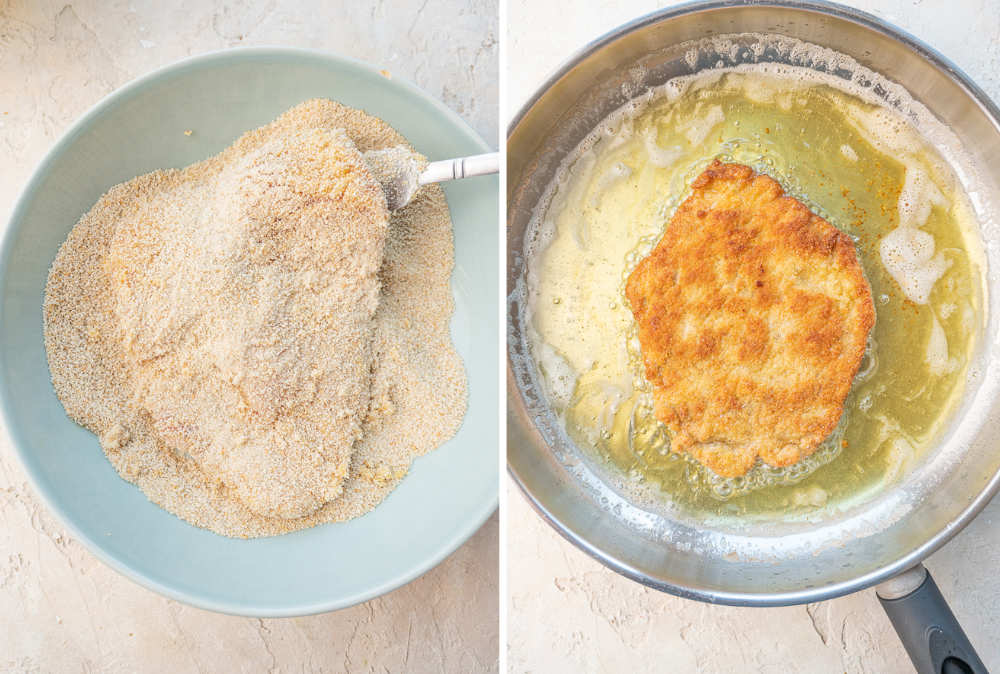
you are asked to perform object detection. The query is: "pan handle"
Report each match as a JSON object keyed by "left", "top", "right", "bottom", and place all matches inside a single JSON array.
[{"left": 876, "top": 564, "right": 988, "bottom": 674}]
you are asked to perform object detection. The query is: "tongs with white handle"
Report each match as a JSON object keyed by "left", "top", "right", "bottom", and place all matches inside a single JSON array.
[
  {"left": 363, "top": 147, "right": 499, "bottom": 211},
  {"left": 421, "top": 152, "right": 500, "bottom": 183}
]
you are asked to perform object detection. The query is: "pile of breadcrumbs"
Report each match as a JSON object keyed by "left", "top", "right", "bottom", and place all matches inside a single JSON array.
[{"left": 43, "top": 99, "right": 466, "bottom": 538}]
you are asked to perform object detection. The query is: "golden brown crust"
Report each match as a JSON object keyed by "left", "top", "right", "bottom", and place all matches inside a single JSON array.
[{"left": 625, "top": 161, "right": 875, "bottom": 477}]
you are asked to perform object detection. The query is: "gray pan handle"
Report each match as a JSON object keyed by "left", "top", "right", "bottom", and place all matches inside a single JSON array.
[{"left": 876, "top": 564, "right": 988, "bottom": 674}]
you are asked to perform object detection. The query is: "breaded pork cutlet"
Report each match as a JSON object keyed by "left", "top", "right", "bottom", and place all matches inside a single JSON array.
[{"left": 625, "top": 161, "right": 875, "bottom": 477}]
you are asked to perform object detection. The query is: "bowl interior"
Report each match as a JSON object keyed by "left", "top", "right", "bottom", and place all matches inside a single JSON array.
[
  {"left": 507, "top": 2, "right": 1000, "bottom": 604},
  {"left": 1, "top": 48, "right": 498, "bottom": 616}
]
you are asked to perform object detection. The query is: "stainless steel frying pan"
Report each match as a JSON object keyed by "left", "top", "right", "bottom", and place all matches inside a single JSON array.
[{"left": 507, "top": 2, "right": 1000, "bottom": 671}]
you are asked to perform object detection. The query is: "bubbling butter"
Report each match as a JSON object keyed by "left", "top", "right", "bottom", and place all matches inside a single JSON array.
[
  {"left": 643, "top": 127, "right": 682, "bottom": 167},
  {"left": 522, "top": 63, "right": 984, "bottom": 518},
  {"left": 880, "top": 225, "right": 950, "bottom": 305},
  {"left": 877, "top": 162, "right": 953, "bottom": 304},
  {"left": 925, "top": 312, "right": 958, "bottom": 376}
]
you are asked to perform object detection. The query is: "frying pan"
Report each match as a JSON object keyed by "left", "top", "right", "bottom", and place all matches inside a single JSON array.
[{"left": 506, "top": 2, "right": 1000, "bottom": 671}]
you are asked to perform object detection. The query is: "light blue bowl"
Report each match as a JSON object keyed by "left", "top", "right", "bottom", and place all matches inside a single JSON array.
[{"left": 0, "top": 48, "right": 498, "bottom": 616}]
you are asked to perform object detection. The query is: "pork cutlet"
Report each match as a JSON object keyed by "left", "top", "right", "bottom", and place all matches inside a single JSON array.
[{"left": 625, "top": 161, "right": 875, "bottom": 477}]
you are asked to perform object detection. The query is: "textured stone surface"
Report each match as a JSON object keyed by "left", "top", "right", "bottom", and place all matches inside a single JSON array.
[
  {"left": 0, "top": 1, "right": 498, "bottom": 671},
  {"left": 507, "top": 0, "right": 1000, "bottom": 671}
]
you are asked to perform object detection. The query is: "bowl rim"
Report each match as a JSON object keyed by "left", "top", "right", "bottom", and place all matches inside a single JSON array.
[
  {"left": 1, "top": 45, "right": 497, "bottom": 617},
  {"left": 506, "top": 0, "right": 1000, "bottom": 606}
]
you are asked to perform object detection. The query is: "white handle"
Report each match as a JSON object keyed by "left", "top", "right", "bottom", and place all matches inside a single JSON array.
[{"left": 418, "top": 152, "right": 499, "bottom": 185}]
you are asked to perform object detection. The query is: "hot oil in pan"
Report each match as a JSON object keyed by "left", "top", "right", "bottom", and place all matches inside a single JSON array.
[{"left": 525, "top": 70, "right": 985, "bottom": 519}]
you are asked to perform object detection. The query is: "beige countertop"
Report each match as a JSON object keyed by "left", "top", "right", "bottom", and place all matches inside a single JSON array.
[
  {"left": 507, "top": 1, "right": 1000, "bottom": 671},
  {"left": 0, "top": 1, "right": 498, "bottom": 671}
]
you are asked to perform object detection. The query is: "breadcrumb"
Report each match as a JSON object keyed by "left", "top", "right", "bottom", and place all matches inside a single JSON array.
[{"left": 43, "top": 99, "right": 467, "bottom": 537}]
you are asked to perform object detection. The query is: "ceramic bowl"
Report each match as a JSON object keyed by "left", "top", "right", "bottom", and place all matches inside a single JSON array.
[{"left": 1, "top": 47, "right": 498, "bottom": 616}]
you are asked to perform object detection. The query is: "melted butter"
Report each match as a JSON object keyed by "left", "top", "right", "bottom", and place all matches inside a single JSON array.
[{"left": 526, "top": 71, "right": 985, "bottom": 519}]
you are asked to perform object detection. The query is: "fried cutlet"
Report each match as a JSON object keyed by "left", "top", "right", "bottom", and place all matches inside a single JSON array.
[{"left": 625, "top": 161, "right": 875, "bottom": 477}]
